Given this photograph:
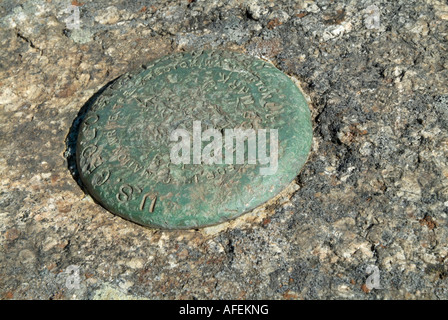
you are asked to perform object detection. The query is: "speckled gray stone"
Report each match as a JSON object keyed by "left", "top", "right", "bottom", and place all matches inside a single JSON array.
[{"left": 0, "top": 0, "right": 448, "bottom": 300}]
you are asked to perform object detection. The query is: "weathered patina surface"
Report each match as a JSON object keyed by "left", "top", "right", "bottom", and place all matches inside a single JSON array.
[{"left": 77, "top": 50, "right": 312, "bottom": 229}]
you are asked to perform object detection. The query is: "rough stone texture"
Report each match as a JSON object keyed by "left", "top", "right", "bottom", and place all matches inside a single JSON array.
[{"left": 0, "top": 0, "right": 447, "bottom": 300}]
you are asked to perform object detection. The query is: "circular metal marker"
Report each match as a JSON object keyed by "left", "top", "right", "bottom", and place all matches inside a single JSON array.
[{"left": 76, "top": 50, "right": 312, "bottom": 229}]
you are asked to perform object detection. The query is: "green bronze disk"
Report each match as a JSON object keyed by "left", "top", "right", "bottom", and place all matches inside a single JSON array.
[{"left": 76, "top": 50, "right": 312, "bottom": 229}]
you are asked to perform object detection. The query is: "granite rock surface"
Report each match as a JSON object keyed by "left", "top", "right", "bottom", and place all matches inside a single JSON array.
[{"left": 1, "top": 0, "right": 448, "bottom": 299}]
